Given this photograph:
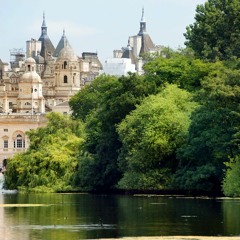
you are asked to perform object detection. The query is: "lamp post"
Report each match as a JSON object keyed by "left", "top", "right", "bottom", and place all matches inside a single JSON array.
[{"left": 31, "top": 87, "right": 33, "bottom": 115}]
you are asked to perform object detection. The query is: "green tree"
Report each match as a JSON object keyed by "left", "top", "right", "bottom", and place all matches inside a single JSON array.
[
  {"left": 143, "top": 51, "right": 222, "bottom": 91},
  {"left": 5, "top": 112, "right": 85, "bottom": 192},
  {"left": 69, "top": 75, "right": 118, "bottom": 121},
  {"left": 222, "top": 154, "right": 240, "bottom": 197},
  {"left": 71, "top": 74, "right": 155, "bottom": 191},
  {"left": 117, "top": 85, "right": 197, "bottom": 190},
  {"left": 174, "top": 66, "right": 240, "bottom": 194},
  {"left": 185, "top": 0, "right": 240, "bottom": 61}
]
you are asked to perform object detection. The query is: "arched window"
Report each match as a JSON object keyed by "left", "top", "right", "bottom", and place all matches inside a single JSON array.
[
  {"left": 64, "top": 61, "right": 67, "bottom": 69},
  {"left": 28, "top": 65, "right": 31, "bottom": 71},
  {"left": 13, "top": 134, "right": 25, "bottom": 149},
  {"left": 64, "top": 75, "right": 68, "bottom": 83}
]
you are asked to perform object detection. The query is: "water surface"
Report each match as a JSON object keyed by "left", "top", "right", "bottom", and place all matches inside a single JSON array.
[{"left": 0, "top": 193, "right": 240, "bottom": 240}]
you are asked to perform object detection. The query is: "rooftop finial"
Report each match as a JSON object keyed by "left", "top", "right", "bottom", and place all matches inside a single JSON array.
[
  {"left": 141, "top": 7, "right": 145, "bottom": 22},
  {"left": 63, "top": 28, "right": 65, "bottom": 36},
  {"left": 42, "top": 11, "right": 47, "bottom": 28}
]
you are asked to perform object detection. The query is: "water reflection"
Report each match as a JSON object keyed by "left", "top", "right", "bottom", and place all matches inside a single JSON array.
[
  {"left": 0, "top": 193, "right": 239, "bottom": 240},
  {"left": 222, "top": 199, "right": 240, "bottom": 235}
]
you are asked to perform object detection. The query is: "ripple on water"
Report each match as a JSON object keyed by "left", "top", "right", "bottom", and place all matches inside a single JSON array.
[{"left": 12, "top": 224, "right": 117, "bottom": 231}]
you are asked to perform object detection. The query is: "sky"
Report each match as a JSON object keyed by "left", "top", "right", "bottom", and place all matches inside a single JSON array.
[{"left": 0, "top": 0, "right": 207, "bottom": 65}]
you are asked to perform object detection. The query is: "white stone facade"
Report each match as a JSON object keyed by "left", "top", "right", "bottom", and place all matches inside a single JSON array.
[
  {"left": 103, "top": 58, "right": 136, "bottom": 76},
  {"left": 0, "top": 114, "right": 47, "bottom": 166}
]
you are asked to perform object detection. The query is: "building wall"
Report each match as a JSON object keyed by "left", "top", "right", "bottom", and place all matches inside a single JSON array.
[
  {"left": 103, "top": 58, "right": 136, "bottom": 76},
  {"left": 129, "top": 35, "right": 142, "bottom": 58},
  {"left": 0, "top": 114, "right": 47, "bottom": 166},
  {"left": 26, "top": 39, "right": 42, "bottom": 58}
]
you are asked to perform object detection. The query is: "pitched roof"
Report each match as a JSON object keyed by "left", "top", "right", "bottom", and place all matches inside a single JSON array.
[
  {"left": 38, "top": 13, "right": 55, "bottom": 59},
  {"left": 54, "top": 30, "right": 72, "bottom": 57},
  {"left": 139, "top": 33, "right": 155, "bottom": 55},
  {"left": 137, "top": 8, "right": 156, "bottom": 55}
]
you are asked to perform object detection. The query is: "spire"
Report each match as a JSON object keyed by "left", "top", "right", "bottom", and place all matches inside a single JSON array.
[
  {"left": 141, "top": 7, "right": 146, "bottom": 22},
  {"left": 38, "top": 12, "right": 55, "bottom": 59},
  {"left": 139, "top": 7, "right": 147, "bottom": 35},
  {"left": 53, "top": 29, "right": 72, "bottom": 57},
  {"left": 41, "top": 11, "right": 47, "bottom": 35}
]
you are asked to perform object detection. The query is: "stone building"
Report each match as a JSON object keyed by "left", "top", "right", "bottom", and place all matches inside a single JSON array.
[
  {"left": 0, "top": 14, "right": 102, "bottom": 165},
  {"left": 103, "top": 8, "right": 163, "bottom": 76},
  {"left": 0, "top": 57, "right": 47, "bottom": 165},
  {"left": 0, "top": 13, "right": 103, "bottom": 113}
]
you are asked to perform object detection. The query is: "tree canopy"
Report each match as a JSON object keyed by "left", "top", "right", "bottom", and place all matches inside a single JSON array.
[
  {"left": 185, "top": 0, "right": 240, "bottom": 61},
  {"left": 174, "top": 66, "right": 240, "bottom": 194},
  {"left": 71, "top": 73, "right": 155, "bottom": 191},
  {"left": 117, "top": 85, "right": 197, "bottom": 190},
  {"left": 5, "top": 113, "right": 85, "bottom": 192}
]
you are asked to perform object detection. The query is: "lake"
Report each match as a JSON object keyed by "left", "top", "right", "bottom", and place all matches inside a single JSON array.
[{"left": 0, "top": 192, "right": 240, "bottom": 240}]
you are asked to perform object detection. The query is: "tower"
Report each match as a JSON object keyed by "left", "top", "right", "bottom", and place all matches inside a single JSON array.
[
  {"left": 139, "top": 7, "right": 146, "bottom": 35},
  {"left": 38, "top": 12, "right": 55, "bottom": 60},
  {"left": 18, "top": 58, "right": 45, "bottom": 113},
  {"left": 54, "top": 44, "right": 81, "bottom": 103}
]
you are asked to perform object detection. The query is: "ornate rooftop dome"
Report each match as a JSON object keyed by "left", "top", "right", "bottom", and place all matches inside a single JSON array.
[
  {"left": 25, "top": 57, "right": 36, "bottom": 64},
  {"left": 57, "top": 45, "right": 77, "bottom": 61},
  {"left": 21, "top": 72, "right": 42, "bottom": 83},
  {"left": 21, "top": 58, "right": 42, "bottom": 83}
]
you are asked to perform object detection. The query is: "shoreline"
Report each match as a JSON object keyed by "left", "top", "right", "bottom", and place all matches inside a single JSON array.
[{"left": 98, "top": 237, "right": 240, "bottom": 240}]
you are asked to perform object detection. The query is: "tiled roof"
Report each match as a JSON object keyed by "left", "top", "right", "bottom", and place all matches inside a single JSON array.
[
  {"left": 139, "top": 33, "right": 155, "bottom": 55},
  {"left": 54, "top": 30, "right": 72, "bottom": 57},
  {"left": 38, "top": 13, "right": 55, "bottom": 59}
]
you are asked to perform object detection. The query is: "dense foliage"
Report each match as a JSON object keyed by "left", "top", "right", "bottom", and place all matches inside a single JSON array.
[
  {"left": 222, "top": 154, "right": 240, "bottom": 197},
  {"left": 173, "top": 65, "right": 240, "bottom": 194},
  {"left": 5, "top": 113, "right": 85, "bottom": 192},
  {"left": 185, "top": 0, "right": 240, "bottom": 61},
  {"left": 70, "top": 74, "right": 156, "bottom": 191},
  {"left": 143, "top": 51, "right": 223, "bottom": 91},
  {"left": 117, "top": 85, "right": 197, "bottom": 190}
]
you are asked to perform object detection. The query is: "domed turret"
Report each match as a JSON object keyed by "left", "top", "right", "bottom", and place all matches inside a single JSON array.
[
  {"left": 21, "top": 57, "right": 42, "bottom": 83},
  {"left": 25, "top": 57, "right": 36, "bottom": 64},
  {"left": 18, "top": 58, "right": 45, "bottom": 113},
  {"left": 57, "top": 45, "right": 77, "bottom": 62}
]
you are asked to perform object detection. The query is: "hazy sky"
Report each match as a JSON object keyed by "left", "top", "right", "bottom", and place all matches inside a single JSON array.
[{"left": 0, "top": 0, "right": 206, "bottom": 64}]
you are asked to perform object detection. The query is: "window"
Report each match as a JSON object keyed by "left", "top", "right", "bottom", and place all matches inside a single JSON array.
[
  {"left": 64, "top": 61, "right": 67, "bottom": 69},
  {"left": 28, "top": 65, "right": 31, "bottom": 71},
  {"left": 4, "top": 140, "right": 8, "bottom": 148},
  {"left": 4, "top": 129, "right": 8, "bottom": 132},
  {"left": 64, "top": 75, "right": 68, "bottom": 83},
  {"left": 14, "top": 134, "right": 25, "bottom": 149}
]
